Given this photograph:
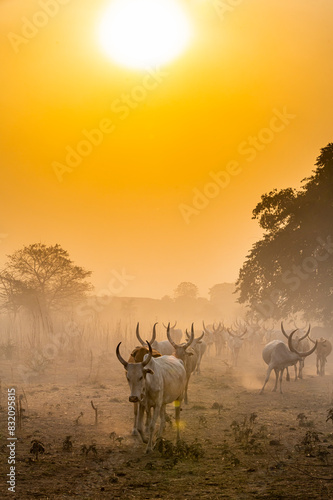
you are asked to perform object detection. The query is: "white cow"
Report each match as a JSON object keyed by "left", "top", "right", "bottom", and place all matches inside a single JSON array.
[
  {"left": 135, "top": 322, "right": 174, "bottom": 355},
  {"left": 116, "top": 342, "right": 187, "bottom": 453},
  {"left": 260, "top": 330, "right": 317, "bottom": 394},
  {"left": 162, "top": 321, "right": 183, "bottom": 344}
]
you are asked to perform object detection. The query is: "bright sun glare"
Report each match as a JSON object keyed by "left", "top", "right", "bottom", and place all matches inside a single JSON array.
[{"left": 99, "top": 0, "right": 192, "bottom": 69}]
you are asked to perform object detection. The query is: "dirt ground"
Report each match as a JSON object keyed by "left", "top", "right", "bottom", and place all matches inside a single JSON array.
[{"left": 1, "top": 345, "right": 333, "bottom": 499}]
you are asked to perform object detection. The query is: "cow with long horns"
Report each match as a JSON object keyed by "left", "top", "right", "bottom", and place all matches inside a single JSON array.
[
  {"left": 116, "top": 341, "right": 187, "bottom": 453},
  {"left": 167, "top": 323, "right": 197, "bottom": 404},
  {"left": 136, "top": 322, "right": 174, "bottom": 355},
  {"left": 128, "top": 340, "right": 161, "bottom": 437},
  {"left": 260, "top": 330, "right": 317, "bottom": 394},
  {"left": 281, "top": 322, "right": 311, "bottom": 380}
]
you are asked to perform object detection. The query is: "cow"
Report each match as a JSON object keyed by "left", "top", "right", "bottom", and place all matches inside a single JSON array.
[
  {"left": 281, "top": 322, "right": 311, "bottom": 379},
  {"left": 260, "top": 330, "right": 317, "bottom": 394},
  {"left": 185, "top": 329, "right": 206, "bottom": 374},
  {"left": 128, "top": 344, "right": 161, "bottom": 437},
  {"left": 166, "top": 323, "right": 196, "bottom": 404},
  {"left": 309, "top": 336, "right": 332, "bottom": 376},
  {"left": 202, "top": 321, "right": 226, "bottom": 357},
  {"left": 116, "top": 341, "right": 187, "bottom": 453},
  {"left": 162, "top": 321, "right": 183, "bottom": 344},
  {"left": 227, "top": 326, "right": 247, "bottom": 367},
  {"left": 135, "top": 322, "right": 174, "bottom": 355}
]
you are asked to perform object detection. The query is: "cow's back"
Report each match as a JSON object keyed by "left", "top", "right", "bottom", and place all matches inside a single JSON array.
[{"left": 145, "top": 355, "right": 186, "bottom": 403}]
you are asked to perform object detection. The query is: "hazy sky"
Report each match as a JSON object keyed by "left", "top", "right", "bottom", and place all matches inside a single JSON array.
[{"left": 1, "top": 0, "right": 333, "bottom": 298}]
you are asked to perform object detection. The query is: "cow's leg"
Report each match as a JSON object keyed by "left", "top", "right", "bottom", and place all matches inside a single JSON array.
[
  {"left": 298, "top": 360, "right": 304, "bottom": 379},
  {"left": 293, "top": 364, "right": 297, "bottom": 381},
  {"left": 279, "top": 368, "right": 284, "bottom": 393},
  {"left": 131, "top": 402, "right": 139, "bottom": 436},
  {"left": 184, "top": 378, "right": 189, "bottom": 405},
  {"left": 272, "top": 368, "right": 279, "bottom": 392},
  {"left": 260, "top": 365, "right": 273, "bottom": 394},
  {"left": 137, "top": 403, "right": 147, "bottom": 443},
  {"left": 286, "top": 367, "right": 290, "bottom": 381},
  {"left": 175, "top": 399, "right": 181, "bottom": 442},
  {"left": 146, "top": 405, "right": 159, "bottom": 453},
  {"left": 158, "top": 404, "right": 166, "bottom": 436}
]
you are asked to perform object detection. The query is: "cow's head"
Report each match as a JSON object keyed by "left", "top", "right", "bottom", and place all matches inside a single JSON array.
[
  {"left": 167, "top": 322, "right": 195, "bottom": 361},
  {"left": 116, "top": 341, "right": 154, "bottom": 403}
]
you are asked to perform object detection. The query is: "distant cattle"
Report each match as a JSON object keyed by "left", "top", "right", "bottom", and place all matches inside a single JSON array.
[
  {"left": 167, "top": 323, "right": 196, "bottom": 404},
  {"left": 309, "top": 336, "right": 332, "bottom": 376}
]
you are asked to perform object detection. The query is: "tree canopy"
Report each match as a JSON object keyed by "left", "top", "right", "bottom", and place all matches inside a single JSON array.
[
  {"left": 0, "top": 243, "right": 92, "bottom": 333},
  {"left": 174, "top": 281, "right": 199, "bottom": 300},
  {"left": 236, "top": 143, "right": 333, "bottom": 327}
]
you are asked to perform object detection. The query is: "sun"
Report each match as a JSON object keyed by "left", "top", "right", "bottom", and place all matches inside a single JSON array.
[{"left": 98, "top": 0, "right": 192, "bottom": 69}]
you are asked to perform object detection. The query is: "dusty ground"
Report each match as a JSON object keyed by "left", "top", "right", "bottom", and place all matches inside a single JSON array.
[{"left": 1, "top": 346, "right": 333, "bottom": 499}]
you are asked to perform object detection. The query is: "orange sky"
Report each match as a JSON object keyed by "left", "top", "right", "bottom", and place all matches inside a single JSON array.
[{"left": 1, "top": 0, "right": 333, "bottom": 298}]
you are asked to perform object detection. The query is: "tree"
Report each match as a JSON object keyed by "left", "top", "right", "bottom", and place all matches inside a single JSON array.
[
  {"left": 174, "top": 282, "right": 199, "bottom": 300},
  {"left": 236, "top": 143, "right": 333, "bottom": 327},
  {"left": 0, "top": 243, "right": 93, "bottom": 335}
]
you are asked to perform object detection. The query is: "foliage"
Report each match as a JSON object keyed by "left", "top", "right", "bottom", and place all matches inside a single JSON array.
[
  {"left": 0, "top": 243, "right": 92, "bottom": 333},
  {"left": 155, "top": 437, "right": 204, "bottom": 461},
  {"left": 174, "top": 281, "right": 199, "bottom": 300},
  {"left": 236, "top": 143, "right": 333, "bottom": 326}
]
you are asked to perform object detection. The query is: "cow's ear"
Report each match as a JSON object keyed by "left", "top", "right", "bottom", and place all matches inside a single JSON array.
[{"left": 143, "top": 368, "right": 154, "bottom": 376}]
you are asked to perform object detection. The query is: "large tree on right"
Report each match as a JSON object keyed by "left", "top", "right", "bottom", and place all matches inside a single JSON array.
[{"left": 236, "top": 143, "right": 333, "bottom": 327}]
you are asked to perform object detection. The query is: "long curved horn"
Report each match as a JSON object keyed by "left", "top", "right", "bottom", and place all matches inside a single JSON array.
[
  {"left": 240, "top": 328, "right": 247, "bottom": 338},
  {"left": 167, "top": 323, "right": 178, "bottom": 349},
  {"left": 196, "top": 331, "right": 205, "bottom": 342},
  {"left": 151, "top": 322, "right": 157, "bottom": 343},
  {"left": 183, "top": 323, "right": 194, "bottom": 349},
  {"left": 281, "top": 322, "right": 291, "bottom": 340},
  {"left": 227, "top": 328, "right": 237, "bottom": 338},
  {"left": 142, "top": 341, "right": 153, "bottom": 367},
  {"left": 162, "top": 321, "right": 177, "bottom": 329},
  {"left": 298, "top": 324, "right": 311, "bottom": 341},
  {"left": 308, "top": 336, "right": 316, "bottom": 345},
  {"left": 136, "top": 322, "right": 145, "bottom": 346},
  {"left": 288, "top": 330, "right": 317, "bottom": 357},
  {"left": 202, "top": 321, "right": 212, "bottom": 334},
  {"left": 116, "top": 342, "right": 128, "bottom": 369}
]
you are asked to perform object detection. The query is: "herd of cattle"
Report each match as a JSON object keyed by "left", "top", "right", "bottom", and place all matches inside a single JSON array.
[{"left": 116, "top": 321, "right": 332, "bottom": 453}]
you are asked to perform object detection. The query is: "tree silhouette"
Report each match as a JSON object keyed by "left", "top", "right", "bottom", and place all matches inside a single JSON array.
[
  {"left": 236, "top": 143, "right": 333, "bottom": 327},
  {"left": 0, "top": 243, "right": 92, "bottom": 334},
  {"left": 174, "top": 282, "right": 199, "bottom": 300}
]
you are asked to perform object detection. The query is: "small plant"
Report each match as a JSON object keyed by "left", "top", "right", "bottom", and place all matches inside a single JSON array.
[
  {"left": 74, "top": 412, "right": 84, "bottom": 426},
  {"left": 326, "top": 408, "right": 333, "bottom": 425},
  {"left": 155, "top": 438, "right": 204, "bottom": 461},
  {"left": 81, "top": 444, "right": 97, "bottom": 456},
  {"left": 62, "top": 436, "right": 73, "bottom": 452},
  {"left": 296, "top": 413, "right": 314, "bottom": 428},
  {"left": 295, "top": 431, "right": 321, "bottom": 457},
  {"left": 30, "top": 440, "right": 45, "bottom": 460},
  {"left": 198, "top": 416, "right": 207, "bottom": 428}
]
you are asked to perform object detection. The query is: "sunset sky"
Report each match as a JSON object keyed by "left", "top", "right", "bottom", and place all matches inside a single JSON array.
[{"left": 1, "top": 0, "right": 333, "bottom": 299}]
